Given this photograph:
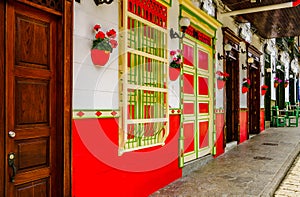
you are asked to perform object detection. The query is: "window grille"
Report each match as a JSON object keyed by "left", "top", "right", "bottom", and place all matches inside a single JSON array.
[{"left": 119, "top": 0, "right": 169, "bottom": 155}]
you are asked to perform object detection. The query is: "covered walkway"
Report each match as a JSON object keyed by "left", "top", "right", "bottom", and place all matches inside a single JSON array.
[{"left": 151, "top": 125, "right": 300, "bottom": 196}]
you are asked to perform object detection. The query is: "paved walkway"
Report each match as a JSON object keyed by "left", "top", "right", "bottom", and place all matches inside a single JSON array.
[
  {"left": 151, "top": 126, "right": 300, "bottom": 196},
  {"left": 275, "top": 155, "right": 300, "bottom": 196}
]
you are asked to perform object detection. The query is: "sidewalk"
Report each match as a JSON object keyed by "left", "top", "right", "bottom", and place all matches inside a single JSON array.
[{"left": 151, "top": 126, "right": 300, "bottom": 197}]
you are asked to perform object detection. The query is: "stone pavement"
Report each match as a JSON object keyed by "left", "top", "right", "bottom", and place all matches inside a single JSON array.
[
  {"left": 274, "top": 155, "right": 300, "bottom": 196},
  {"left": 151, "top": 126, "right": 300, "bottom": 197}
]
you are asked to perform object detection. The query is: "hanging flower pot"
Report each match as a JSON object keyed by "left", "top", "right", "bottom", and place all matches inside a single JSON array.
[
  {"left": 284, "top": 80, "right": 289, "bottom": 88},
  {"left": 242, "top": 86, "right": 249, "bottom": 93},
  {"left": 91, "top": 49, "right": 111, "bottom": 66},
  {"left": 216, "top": 71, "right": 229, "bottom": 89},
  {"left": 274, "top": 77, "right": 282, "bottom": 88},
  {"left": 169, "top": 67, "right": 180, "bottom": 81},
  {"left": 261, "top": 85, "right": 268, "bottom": 96},
  {"left": 217, "top": 79, "right": 226, "bottom": 89},
  {"left": 90, "top": 24, "right": 118, "bottom": 67},
  {"left": 284, "top": 83, "right": 289, "bottom": 88},
  {"left": 242, "top": 78, "right": 251, "bottom": 94},
  {"left": 169, "top": 49, "right": 182, "bottom": 81}
]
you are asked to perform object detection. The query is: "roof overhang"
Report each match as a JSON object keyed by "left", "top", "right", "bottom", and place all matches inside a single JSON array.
[{"left": 220, "top": 0, "right": 300, "bottom": 39}]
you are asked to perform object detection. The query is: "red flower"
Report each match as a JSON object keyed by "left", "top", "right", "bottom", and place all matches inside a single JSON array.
[
  {"left": 243, "top": 78, "right": 250, "bottom": 84},
  {"left": 223, "top": 72, "right": 230, "bottom": 77},
  {"left": 216, "top": 71, "right": 222, "bottom": 75},
  {"left": 96, "top": 31, "right": 105, "bottom": 39},
  {"left": 216, "top": 70, "right": 230, "bottom": 81},
  {"left": 94, "top": 24, "right": 101, "bottom": 31},
  {"left": 109, "top": 39, "right": 118, "bottom": 48},
  {"left": 92, "top": 24, "right": 118, "bottom": 53},
  {"left": 170, "top": 50, "right": 176, "bottom": 56},
  {"left": 261, "top": 85, "right": 268, "bottom": 90},
  {"left": 106, "top": 29, "right": 117, "bottom": 38}
]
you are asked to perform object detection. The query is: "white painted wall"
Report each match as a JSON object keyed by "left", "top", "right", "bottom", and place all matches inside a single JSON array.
[
  {"left": 271, "top": 53, "right": 277, "bottom": 101},
  {"left": 239, "top": 42, "right": 248, "bottom": 108},
  {"left": 168, "top": 0, "right": 180, "bottom": 109},
  {"left": 73, "top": 0, "right": 119, "bottom": 110}
]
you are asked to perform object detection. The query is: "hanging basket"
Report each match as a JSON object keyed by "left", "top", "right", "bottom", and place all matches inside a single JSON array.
[
  {"left": 169, "top": 67, "right": 180, "bottom": 81},
  {"left": 284, "top": 83, "right": 289, "bottom": 88},
  {"left": 217, "top": 79, "right": 226, "bottom": 89},
  {"left": 91, "top": 49, "right": 111, "bottom": 66},
  {"left": 274, "top": 82, "right": 279, "bottom": 88},
  {"left": 242, "top": 86, "right": 248, "bottom": 94},
  {"left": 261, "top": 89, "right": 267, "bottom": 96}
]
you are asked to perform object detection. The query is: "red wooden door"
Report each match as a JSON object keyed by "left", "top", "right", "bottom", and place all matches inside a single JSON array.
[{"left": 5, "top": 2, "right": 62, "bottom": 196}]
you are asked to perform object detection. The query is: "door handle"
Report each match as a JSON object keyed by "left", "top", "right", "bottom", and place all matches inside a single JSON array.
[{"left": 8, "top": 153, "right": 16, "bottom": 183}]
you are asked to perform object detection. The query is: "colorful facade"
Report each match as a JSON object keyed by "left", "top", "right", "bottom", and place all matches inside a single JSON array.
[
  {"left": 72, "top": 0, "right": 300, "bottom": 196},
  {"left": 1, "top": 0, "right": 299, "bottom": 196}
]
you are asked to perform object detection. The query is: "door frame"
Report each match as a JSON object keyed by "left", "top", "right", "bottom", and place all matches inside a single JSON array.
[
  {"left": 222, "top": 27, "right": 242, "bottom": 145},
  {"left": 0, "top": 0, "right": 72, "bottom": 196},
  {"left": 0, "top": 0, "right": 5, "bottom": 196}
]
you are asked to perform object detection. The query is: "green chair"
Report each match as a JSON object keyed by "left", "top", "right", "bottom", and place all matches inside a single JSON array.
[
  {"left": 271, "top": 106, "right": 286, "bottom": 127},
  {"left": 287, "top": 106, "right": 299, "bottom": 127},
  {"left": 285, "top": 102, "right": 291, "bottom": 110}
]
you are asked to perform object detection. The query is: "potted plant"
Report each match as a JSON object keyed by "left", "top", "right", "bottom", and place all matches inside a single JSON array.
[
  {"left": 91, "top": 24, "right": 118, "bottom": 66},
  {"left": 274, "top": 77, "right": 282, "bottom": 88},
  {"left": 261, "top": 85, "right": 268, "bottom": 95},
  {"left": 284, "top": 79, "right": 289, "bottom": 88},
  {"left": 216, "top": 71, "right": 229, "bottom": 89},
  {"left": 242, "top": 78, "right": 251, "bottom": 94},
  {"left": 169, "top": 50, "right": 182, "bottom": 81}
]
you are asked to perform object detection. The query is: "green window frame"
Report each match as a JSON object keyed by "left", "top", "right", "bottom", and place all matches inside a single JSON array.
[{"left": 119, "top": 1, "right": 169, "bottom": 155}]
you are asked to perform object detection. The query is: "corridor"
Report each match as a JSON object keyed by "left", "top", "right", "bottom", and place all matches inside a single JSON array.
[{"left": 151, "top": 125, "right": 300, "bottom": 196}]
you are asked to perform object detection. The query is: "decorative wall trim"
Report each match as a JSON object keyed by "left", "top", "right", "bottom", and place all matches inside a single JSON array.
[
  {"left": 157, "top": 0, "right": 172, "bottom": 7},
  {"left": 179, "top": 0, "right": 222, "bottom": 38},
  {"left": 215, "top": 109, "right": 224, "bottom": 113},
  {"left": 169, "top": 108, "right": 181, "bottom": 115},
  {"left": 240, "top": 108, "right": 249, "bottom": 112},
  {"left": 73, "top": 110, "right": 120, "bottom": 119},
  {"left": 23, "top": 0, "right": 63, "bottom": 12}
]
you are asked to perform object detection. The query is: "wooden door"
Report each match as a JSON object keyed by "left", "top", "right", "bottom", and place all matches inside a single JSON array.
[
  {"left": 5, "top": 2, "right": 61, "bottom": 196},
  {"left": 276, "top": 71, "right": 285, "bottom": 109},
  {"left": 249, "top": 60, "right": 261, "bottom": 134},
  {"left": 264, "top": 54, "right": 271, "bottom": 122},
  {"left": 225, "top": 57, "right": 240, "bottom": 143}
]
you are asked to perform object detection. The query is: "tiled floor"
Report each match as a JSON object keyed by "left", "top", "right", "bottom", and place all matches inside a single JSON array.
[{"left": 151, "top": 126, "right": 300, "bottom": 196}]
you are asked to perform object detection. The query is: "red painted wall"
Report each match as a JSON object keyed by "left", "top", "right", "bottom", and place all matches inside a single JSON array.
[
  {"left": 72, "top": 115, "right": 181, "bottom": 197},
  {"left": 214, "top": 112, "right": 224, "bottom": 157},
  {"left": 260, "top": 109, "right": 265, "bottom": 132},
  {"left": 239, "top": 111, "right": 248, "bottom": 143}
]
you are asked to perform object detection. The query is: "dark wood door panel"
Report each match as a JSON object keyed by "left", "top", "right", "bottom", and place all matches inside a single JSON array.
[
  {"left": 15, "top": 13, "right": 50, "bottom": 69},
  {"left": 15, "top": 138, "right": 49, "bottom": 171},
  {"left": 15, "top": 178, "right": 49, "bottom": 197},
  {"left": 15, "top": 78, "right": 50, "bottom": 126}
]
